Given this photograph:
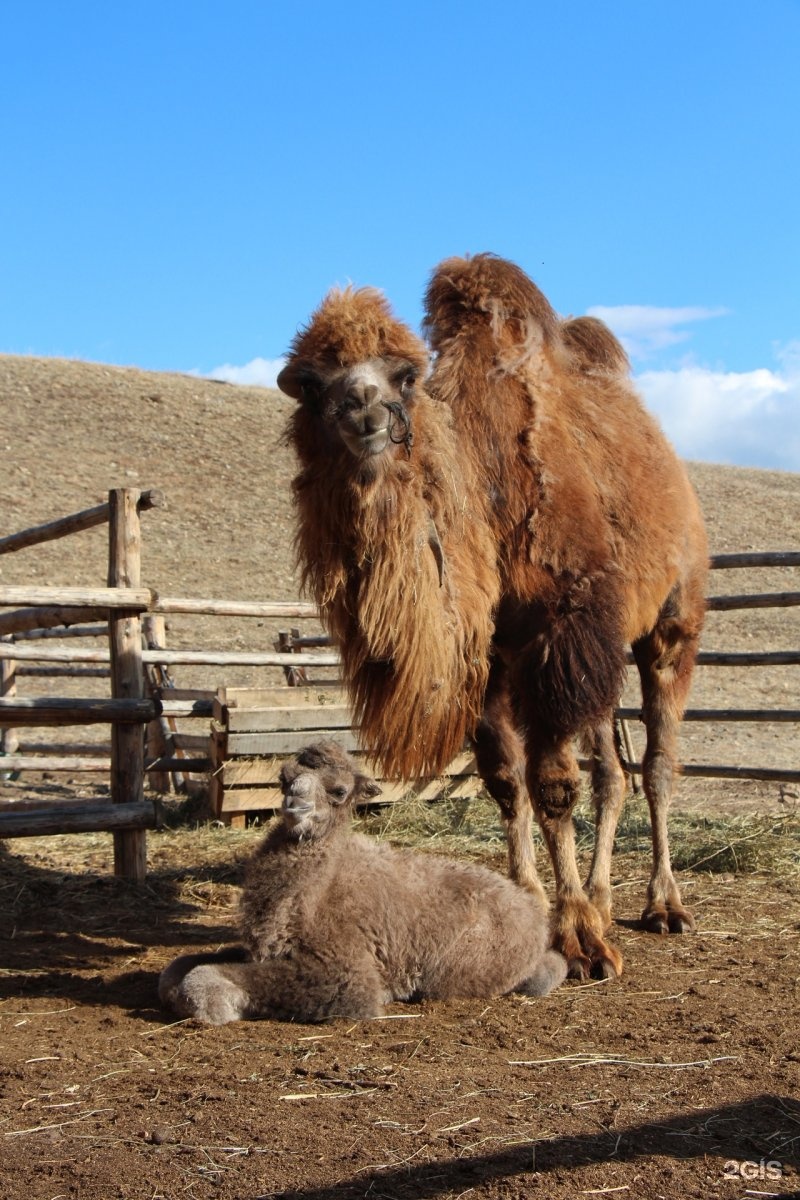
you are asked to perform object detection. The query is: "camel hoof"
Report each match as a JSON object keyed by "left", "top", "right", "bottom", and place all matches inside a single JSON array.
[
  {"left": 641, "top": 906, "right": 695, "bottom": 935},
  {"left": 667, "top": 908, "right": 695, "bottom": 934},
  {"left": 591, "top": 955, "right": 621, "bottom": 982},
  {"left": 567, "top": 954, "right": 593, "bottom": 981}
]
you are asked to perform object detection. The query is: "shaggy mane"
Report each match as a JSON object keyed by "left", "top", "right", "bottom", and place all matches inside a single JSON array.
[
  {"left": 287, "top": 285, "right": 429, "bottom": 376},
  {"left": 287, "top": 287, "right": 498, "bottom": 779}
]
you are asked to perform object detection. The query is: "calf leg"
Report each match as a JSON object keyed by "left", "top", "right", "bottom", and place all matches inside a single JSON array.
[
  {"left": 473, "top": 659, "right": 546, "bottom": 905},
  {"left": 160, "top": 949, "right": 386, "bottom": 1024},
  {"left": 633, "top": 600, "right": 703, "bottom": 934}
]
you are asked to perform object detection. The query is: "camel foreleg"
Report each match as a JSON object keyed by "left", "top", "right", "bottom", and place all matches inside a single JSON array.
[{"left": 528, "top": 736, "right": 624, "bottom": 980}]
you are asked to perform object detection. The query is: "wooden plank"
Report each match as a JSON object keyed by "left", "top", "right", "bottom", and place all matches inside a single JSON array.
[
  {"left": 160, "top": 697, "right": 215, "bottom": 718},
  {"left": 710, "top": 551, "right": 800, "bottom": 569},
  {"left": 217, "top": 758, "right": 282, "bottom": 786},
  {"left": 219, "top": 786, "right": 402, "bottom": 815},
  {"left": 695, "top": 650, "right": 800, "bottom": 666},
  {"left": 224, "top": 686, "right": 347, "bottom": 708},
  {"left": 227, "top": 729, "right": 364, "bottom": 756},
  {"left": 617, "top": 706, "right": 800, "bottom": 723},
  {"left": 0, "top": 754, "right": 111, "bottom": 772},
  {"left": 0, "top": 606, "right": 107, "bottom": 637},
  {"left": 171, "top": 732, "right": 211, "bottom": 752},
  {"left": 0, "top": 800, "right": 158, "bottom": 838},
  {"left": 0, "top": 585, "right": 151, "bottom": 610},
  {"left": 0, "top": 644, "right": 341, "bottom": 667},
  {"left": 0, "top": 696, "right": 156, "bottom": 726},
  {"left": 153, "top": 596, "right": 318, "bottom": 618},
  {"left": 706, "top": 591, "right": 800, "bottom": 611},
  {"left": 0, "top": 490, "right": 163, "bottom": 557},
  {"left": 108, "top": 489, "right": 147, "bottom": 880},
  {"left": 226, "top": 705, "right": 353, "bottom": 734},
  {"left": 220, "top": 787, "right": 282, "bottom": 813}
]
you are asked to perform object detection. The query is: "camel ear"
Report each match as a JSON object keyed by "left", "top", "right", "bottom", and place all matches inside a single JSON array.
[{"left": 277, "top": 359, "right": 324, "bottom": 404}]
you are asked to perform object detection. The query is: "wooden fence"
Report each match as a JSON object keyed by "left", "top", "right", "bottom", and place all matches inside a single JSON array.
[{"left": 1, "top": 490, "right": 798, "bottom": 874}]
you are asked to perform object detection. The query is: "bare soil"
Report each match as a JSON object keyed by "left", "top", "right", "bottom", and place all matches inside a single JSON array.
[{"left": 1, "top": 354, "right": 799, "bottom": 1199}]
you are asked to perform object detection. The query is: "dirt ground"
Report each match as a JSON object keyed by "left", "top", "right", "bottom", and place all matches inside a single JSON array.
[{"left": 1, "top": 355, "right": 800, "bottom": 1198}]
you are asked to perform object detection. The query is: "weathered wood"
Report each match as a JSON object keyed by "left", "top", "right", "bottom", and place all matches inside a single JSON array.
[
  {"left": 171, "top": 732, "right": 211, "bottom": 752},
  {"left": 0, "top": 696, "right": 157, "bottom": 726},
  {"left": 0, "top": 605, "right": 106, "bottom": 637},
  {"left": 0, "top": 585, "right": 151, "bottom": 610},
  {"left": 108, "top": 489, "right": 147, "bottom": 880},
  {"left": 0, "top": 754, "right": 112, "bottom": 772},
  {"left": 695, "top": 650, "right": 800, "bottom": 666},
  {"left": 0, "top": 753, "right": 208, "bottom": 774},
  {"left": 0, "top": 490, "right": 164, "bottom": 557},
  {"left": 227, "top": 729, "right": 363, "bottom": 756},
  {"left": 160, "top": 697, "right": 214, "bottom": 718},
  {"left": 14, "top": 623, "right": 107, "bottom": 641},
  {"left": 225, "top": 704, "right": 353, "bottom": 734},
  {"left": 17, "top": 666, "right": 110, "bottom": 678},
  {"left": 17, "top": 742, "right": 109, "bottom": 756},
  {"left": 0, "top": 801, "right": 157, "bottom": 838},
  {"left": 618, "top": 760, "right": 800, "bottom": 784},
  {"left": 143, "top": 613, "right": 175, "bottom": 793},
  {"left": 0, "top": 642, "right": 18, "bottom": 759},
  {"left": 706, "top": 591, "right": 800, "bottom": 611},
  {"left": 616, "top": 706, "right": 800, "bottom": 723},
  {"left": 224, "top": 686, "right": 347, "bottom": 708},
  {"left": 145, "top": 756, "right": 211, "bottom": 775},
  {"left": 0, "top": 643, "right": 340, "bottom": 667},
  {"left": 152, "top": 595, "right": 318, "bottom": 618},
  {"left": 710, "top": 550, "right": 800, "bottom": 569}
]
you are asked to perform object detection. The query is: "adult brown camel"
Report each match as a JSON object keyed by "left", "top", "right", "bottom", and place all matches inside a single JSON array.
[{"left": 277, "top": 253, "right": 708, "bottom": 979}]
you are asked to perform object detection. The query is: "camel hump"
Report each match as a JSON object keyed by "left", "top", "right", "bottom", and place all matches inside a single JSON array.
[
  {"left": 285, "top": 285, "right": 429, "bottom": 376},
  {"left": 423, "top": 253, "right": 560, "bottom": 347},
  {"left": 561, "top": 316, "right": 630, "bottom": 374}
]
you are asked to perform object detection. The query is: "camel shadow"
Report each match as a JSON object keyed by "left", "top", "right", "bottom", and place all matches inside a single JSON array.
[
  {"left": 247, "top": 1094, "right": 799, "bottom": 1200},
  {"left": 0, "top": 840, "right": 242, "bottom": 1011}
]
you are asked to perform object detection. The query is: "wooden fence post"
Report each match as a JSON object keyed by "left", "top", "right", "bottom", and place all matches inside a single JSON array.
[
  {"left": 1, "top": 637, "right": 19, "bottom": 767},
  {"left": 108, "top": 489, "right": 147, "bottom": 879}
]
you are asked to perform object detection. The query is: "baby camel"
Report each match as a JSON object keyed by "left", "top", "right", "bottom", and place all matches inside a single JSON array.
[{"left": 159, "top": 742, "right": 567, "bottom": 1024}]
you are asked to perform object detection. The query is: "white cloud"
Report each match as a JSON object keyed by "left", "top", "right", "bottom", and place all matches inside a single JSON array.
[
  {"left": 587, "top": 304, "right": 728, "bottom": 360},
  {"left": 636, "top": 346, "right": 800, "bottom": 469},
  {"left": 206, "top": 356, "right": 286, "bottom": 388}
]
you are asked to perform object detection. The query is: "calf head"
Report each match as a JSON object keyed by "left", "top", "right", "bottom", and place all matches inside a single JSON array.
[{"left": 279, "top": 741, "right": 382, "bottom": 839}]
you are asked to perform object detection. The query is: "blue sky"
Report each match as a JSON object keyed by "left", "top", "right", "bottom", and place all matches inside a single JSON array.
[{"left": 2, "top": 1, "right": 799, "bottom": 469}]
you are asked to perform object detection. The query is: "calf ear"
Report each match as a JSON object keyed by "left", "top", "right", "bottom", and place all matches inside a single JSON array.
[{"left": 276, "top": 359, "right": 324, "bottom": 404}]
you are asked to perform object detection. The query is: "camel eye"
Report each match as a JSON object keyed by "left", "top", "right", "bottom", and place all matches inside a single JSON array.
[
  {"left": 400, "top": 371, "right": 417, "bottom": 398},
  {"left": 329, "top": 784, "right": 349, "bottom": 800}
]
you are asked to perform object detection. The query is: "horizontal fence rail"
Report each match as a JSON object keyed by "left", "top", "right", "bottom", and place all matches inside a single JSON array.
[{"left": 2, "top": 534, "right": 799, "bottom": 844}]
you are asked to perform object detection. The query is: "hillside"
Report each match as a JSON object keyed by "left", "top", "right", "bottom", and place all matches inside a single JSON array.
[{"left": 2, "top": 352, "right": 799, "bottom": 806}]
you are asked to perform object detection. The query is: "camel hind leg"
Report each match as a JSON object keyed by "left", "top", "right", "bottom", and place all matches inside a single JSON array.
[
  {"left": 583, "top": 717, "right": 627, "bottom": 930},
  {"left": 633, "top": 588, "right": 704, "bottom": 934}
]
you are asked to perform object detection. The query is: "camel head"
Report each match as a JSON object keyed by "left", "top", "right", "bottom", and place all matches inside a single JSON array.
[
  {"left": 278, "top": 286, "right": 429, "bottom": 470},
  {"left": 278, "top": 741, "right": 382, "bottom": 840}
]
